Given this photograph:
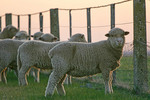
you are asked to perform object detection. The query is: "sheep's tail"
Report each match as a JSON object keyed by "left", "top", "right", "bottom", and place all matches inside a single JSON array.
[{"left": 17, "top": 49, "right": 22, "bottom": 73}]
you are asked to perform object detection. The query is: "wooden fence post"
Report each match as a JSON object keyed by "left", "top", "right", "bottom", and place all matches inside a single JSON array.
[
  {"left": 133, "top": 0, "right": 148, "bottom": 94},
  {"left": 0, "top": 16, "right": 1, "bottom": 32},
  {"left": 18, "top": 15, "right": 20, "bottom": 31},
  {"left": 87, "top": 8, "right": 91, "bottom": 42},
  {"left": 111, "top": 4, "right": 116, "bottom": 84},
  {"left": 28, "top": 14, "right": 31, "bottom": 40},
  {"left": 5, "top": 13, "right": 12, "bottom": 26},
  {"left": 69, "top": 10, "right": 72, "bottom": 37},
  {"left": 50, "top": 8, "right": 60, "bottom": 40},
  {"left": 39, "top": 12, "right": 43, "bottom": 32}
]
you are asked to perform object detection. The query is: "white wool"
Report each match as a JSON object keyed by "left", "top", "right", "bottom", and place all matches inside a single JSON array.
[
  {"left": 45, "top": 28, "right": 129, "bottom": 96},
  {"left": 17, "top": 33, "right": 87, "bottom": 86}
]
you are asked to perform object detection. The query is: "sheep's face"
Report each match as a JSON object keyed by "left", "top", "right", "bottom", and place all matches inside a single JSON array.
[
  {"left": 105, "top": 28, "right": 129, "bottom": 50},
  {"left": 69, "top": 33, "right": 87, "bottom": 42},
  {"left": 2, "top": 25, "right": 18, "bottom": 38},
  {"left": 14, "top": 31, "right": 29, "bottom": 40},
  {"left": 31, "top": 32, "right": 44, "bottom": 40},
  {"left": 39, "top": 34, "right": 58, "bottom": 42}
]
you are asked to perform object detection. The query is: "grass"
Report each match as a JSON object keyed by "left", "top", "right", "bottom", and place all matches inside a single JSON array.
[
  {"left": 0, "top": 71, "right": 149, "bottom": 100},
  {"left": 0, "top": 56, "right": 150, "bottom": 99}
]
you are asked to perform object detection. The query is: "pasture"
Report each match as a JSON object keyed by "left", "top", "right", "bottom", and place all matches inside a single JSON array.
[{"left": 0, "top": 56, "right": 149, "bottom": 100}]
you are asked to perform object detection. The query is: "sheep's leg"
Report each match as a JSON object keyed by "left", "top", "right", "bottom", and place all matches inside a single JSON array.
[
  {"left": 64, "top": 75, "right": 72, "bottom": 85},
  {"left": 18, "top": 65, "right": 30, "bottom": 86},
  {"left": 56, "top": 74, "right": 67, "bottom": 95},
  {"left": 45, "top": 70, "right": 67, "bottom": 97},
  {"left": 109, "top": 71, "right": 113, "bottom": 93},
  {"left": 1, "top": 70, "right": 7, "bottom": 84},
  {"left": 0, "top": 68, "right": 7, "bottom": 84},
  {"left": 34, "top": 68, "right": 40, "bottom": 83},
  {"left": 102, "top": 69, "right": 113, "bottom": 94}
]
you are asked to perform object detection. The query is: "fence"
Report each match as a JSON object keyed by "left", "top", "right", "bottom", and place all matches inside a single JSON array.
[{"left": 0, "top": 0, "right": 150, "bottom": 94}]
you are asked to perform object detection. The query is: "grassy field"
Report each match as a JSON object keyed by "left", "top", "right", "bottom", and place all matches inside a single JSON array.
[
  {"left": 0, "top": 56, "right": 150, "bottom": 100},
  {"left": 0, "top": 71, "right": 149, "bottom": 100}
]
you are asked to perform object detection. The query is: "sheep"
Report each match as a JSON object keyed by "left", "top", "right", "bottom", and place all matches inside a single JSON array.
[
  {"left": 29, "top": 33, "right": 58, "bottom": 81},
  {"left": 0, "top": 33, "right": 57, "bottom": 84},
  {"left": 0, "top": 39, "right": 25, "bottom": 84},
  {"left": 14, "top": 31, "right": 29, "bottom": 40},
  {"left": 45, "top": 28, "right": 129, "bottom": 96},
  {"left": 31, "top": 32, "right": 44, "bottom": 40},
  {"left": 39, "top": 33, "right": 58, "bottom": 42},
  {"left": 0, "top": 25, "right": 18, "bottom": 39},
  {"left": 17, "top": 33, "right": 87, "bottom": 86}
]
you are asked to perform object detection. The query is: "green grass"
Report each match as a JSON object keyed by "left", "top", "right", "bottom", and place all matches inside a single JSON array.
[{"left": 0, "top": 71, "right": 149, "bottom": 100}]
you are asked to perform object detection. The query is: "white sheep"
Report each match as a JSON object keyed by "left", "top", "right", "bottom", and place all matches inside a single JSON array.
[
  {"left": 31, "top": 32, "right": 44, "bottom": 40},
  {"left": 39, "top": 33, "right": 58, "bottom": 42},
  {"left": 0, "top": 33, "right": 57, "bottom": 84},
  {"left": 0, "top": 39, "right": 25, "bottom": 84},
  {"left": 45, "top": 28, "right": 129, "bottom": 96},
  {"left": 14, "top": 31, "right": 29, "bottom": 40},
  {"left": 17, "top": 33, "right": 87, "bottom": 86},
  {"left": 29, "top": 33, "right": 57, "bottom": 81},
  {"left": 0, "top": 25, "right": 18, "bottom": 39}
]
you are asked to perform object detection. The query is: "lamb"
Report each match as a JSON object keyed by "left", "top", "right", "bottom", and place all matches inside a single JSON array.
[
  {"left": 0, "top": 25, "right": 18, "bottom": 39},
  {"left": 14, "top": 31, "right": 29, "bottom": 40},
  {"left": 17, "top": 33, "right": 87, "bottom": 86},
  {"left": 0, "top": 33, "right": 57, "bottom": 84},
  {"left": 45, "top": 28, "right": 129, "bottom": 96}
]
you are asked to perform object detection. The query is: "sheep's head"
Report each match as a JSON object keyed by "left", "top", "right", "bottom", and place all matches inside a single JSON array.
[
  {"left": 69, "top": 33, "right": 87, "bottom": 42},
  {"left": 105, "top": 28, "right": 129, "bottom": 50},
  {"left": 39, "top": 33, "right": 58, "bottom": 42},
  {"left": 14, "top": 31, "right": 29, "bottom": 40},
  {"left": 1, "top": 25, "right": 18, "bottom": 39},
  {"left": 31, "top": 32, "right": 44, "bottom": 40}
]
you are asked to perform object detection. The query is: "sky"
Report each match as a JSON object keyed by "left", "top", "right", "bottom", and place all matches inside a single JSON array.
[{"left": 0, "top": 0, "right": 150, "bottom": 42}]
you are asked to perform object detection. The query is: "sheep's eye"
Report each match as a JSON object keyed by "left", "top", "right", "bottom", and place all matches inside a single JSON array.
[{"left": 111, "top": 35, "right": 114, "bottom": 37}]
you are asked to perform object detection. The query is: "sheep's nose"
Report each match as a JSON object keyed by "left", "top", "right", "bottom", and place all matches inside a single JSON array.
[{"left": 117, "top": 40, "right": 122, "bottom": 43}]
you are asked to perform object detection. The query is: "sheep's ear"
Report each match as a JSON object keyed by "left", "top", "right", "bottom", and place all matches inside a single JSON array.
[
  {"left": 105, "top": 33, "right": 110, "bottom": 37},
  {"left": 124, "top": 31, "right": 129, "bottom": 35},
  {"left": 39, "top": 37, "right": 42, "bottom": 40},
  {"left": 53, "top": 37, "right": 58, "bottom": 41},
  {"left": 81, "top": 35, "right": 84, "bottom": 38},
  {"left": 7, "top": 25, "right": 12, "bottom": 31}
]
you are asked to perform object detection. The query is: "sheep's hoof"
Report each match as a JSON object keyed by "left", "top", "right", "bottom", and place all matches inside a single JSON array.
[{"left": 45, "top": 93, "right": 53, "bottom": 97}]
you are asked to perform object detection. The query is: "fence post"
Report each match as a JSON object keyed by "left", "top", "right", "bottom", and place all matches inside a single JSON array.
[
  {"left": 133, "top": 0, "right": 148, "bottom": 94},
  {"left": 39, "top": 12, "right": 43, "bottom": 32},
  {"left": 28, "top": 14, "right": 31, "bottom": 40},
  {"left": 5, "top": 13, "right": 12, "bottom": 26},
  {"left": 50, "top": 8, "right": 60, "bottom": 40},
  {"left": 111, "top": 4, "right": 116, "bottom": 84},
  {"left": 18, "top": 15, "right": 20, "bottom": 31},
  {"left": 0, "top": 16, "right": 1, "bottom": 32},
  {"left": 69, "top": 10, "right": 72, "bottom": 37},
  {"left": 87, "top": 8, "right": 91, "bottom": 42}
]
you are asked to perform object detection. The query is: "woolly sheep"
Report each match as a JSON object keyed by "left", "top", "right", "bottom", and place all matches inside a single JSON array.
[
  {"left": 0, "top": 39, "right": 25, "bottom": 84},
  {"left": 45, "top": 28, "right": 129, "bottom": 96},
  {"left": 0, "top": 25, "right": 18, "bottom": 39},
  {"left": 14, "top": 31, "right": 29, "bottom": 40},
  {"left": 17, "top": 33, "right": 87, "bottom": 86},
  {"left": 29, "top": 33, "right": 57, "bottom": 81},
  {"left": 0, "top": 33, "right": 57, "bottom": 84}
]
